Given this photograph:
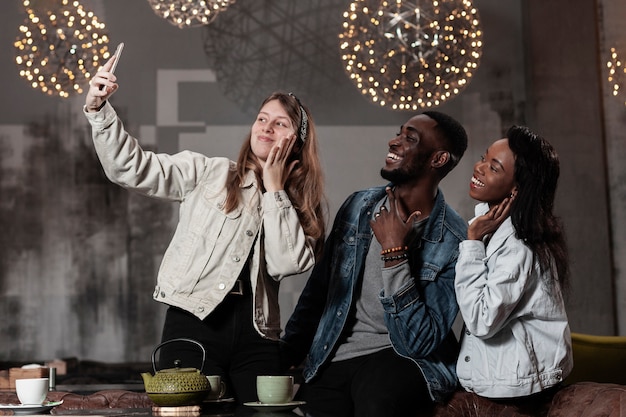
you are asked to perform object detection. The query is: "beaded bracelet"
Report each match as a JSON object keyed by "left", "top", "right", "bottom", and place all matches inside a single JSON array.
[
  {"left": 380, "top": 246, "right": 408, "bottom": 255},
  {"left": 381, "top": 253, "right": 409, "bottom": 262}
]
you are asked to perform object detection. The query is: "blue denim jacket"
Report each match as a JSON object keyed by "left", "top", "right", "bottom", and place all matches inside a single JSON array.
[{"left": 283, "top": 186, "right": 467, "bottom": 402}]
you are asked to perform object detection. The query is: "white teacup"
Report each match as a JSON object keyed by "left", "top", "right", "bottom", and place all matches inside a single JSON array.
[
  {"left": 15, "top": 378, "right": 49, "bottom": 405},
  {"left": 205, "top": 375, "right": 227, "bottom": 400},
  {"left": 256, "top": 375, "right": 293, "bottom": 404}
]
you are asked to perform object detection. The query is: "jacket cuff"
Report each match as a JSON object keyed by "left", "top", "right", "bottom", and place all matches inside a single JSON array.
[
  {"left": 83, "top": 101, "right": 116, "bottom": 127},
  {"left": 263, "top": 190, "right": 293, "bottom": 210},
  {"left": 379, "top": 275, "right": 421, "bottom": 314},
  {"left": 381, "top": 260, "right": 411, "bottom": 296},
  {"left": 459, "top": 239, "right": 486, "bottom": 259}
]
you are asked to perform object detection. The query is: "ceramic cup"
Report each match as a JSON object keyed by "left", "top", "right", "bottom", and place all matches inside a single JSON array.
[
  {"left": 256, "top": 375, "right": 293, "bottom": 404},
  {"left": 15, "top": 378, "right": 49, "bottom": 405},
  {"left": 205, "top": 375, "right": 227, "bottom": 400}
]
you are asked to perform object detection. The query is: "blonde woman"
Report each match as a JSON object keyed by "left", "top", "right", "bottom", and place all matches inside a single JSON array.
[{"left": 85, "top": 56, "right": 326, "bottom": 403}]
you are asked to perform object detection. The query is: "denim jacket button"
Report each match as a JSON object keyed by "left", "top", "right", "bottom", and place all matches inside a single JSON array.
[
  {"left": 465, "top": 330, "right": 471, "bottom": 336},
  {"left": 246, "top": 230, "right": 253, "bottom": 237},
  {"left": 160, "top": 291, "right": 166, "bottom": 298},
  {"left": 232, "top": 256, "right": 241, "bottom": 262},
  {"left": 323, "top": 344, "right": 328, "bottom": 351},
  {"left": 218, "top": 283, "right": 226, "bottom": 290},
  {"left": 464, "top": 356, "right": 471, "bottom": 362},
  {"left": 336, "top": 311, "right": 342, "bottom": 317},
  {"left": 197, "top": 306, "right": 204, "bottom": 313}
]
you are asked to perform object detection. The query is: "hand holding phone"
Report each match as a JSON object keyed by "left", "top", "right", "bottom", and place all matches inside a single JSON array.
[{"left": 99, "top": 42, "right": 124, "bottom": 90}]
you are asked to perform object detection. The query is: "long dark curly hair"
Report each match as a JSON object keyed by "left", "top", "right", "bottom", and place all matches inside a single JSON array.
[{"left": 507, "top": 126, "right": 569, "bottom": 293}]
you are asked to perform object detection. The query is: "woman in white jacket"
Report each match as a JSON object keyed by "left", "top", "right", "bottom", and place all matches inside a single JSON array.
[
  {"left": 84, "top": 56, "right": 326, "bottom": 403},
  {"left": 455, "top": 126, "right": 572, "bottom": 404}
]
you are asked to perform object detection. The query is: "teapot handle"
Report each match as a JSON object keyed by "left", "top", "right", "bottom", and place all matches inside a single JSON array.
[{"left": 151, "top": 338, "right": 207, "bottom": 374}]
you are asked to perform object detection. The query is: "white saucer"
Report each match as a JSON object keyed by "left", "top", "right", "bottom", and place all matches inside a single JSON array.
[
  {"left": 203, "top": 397, "right": 235, "bottom": 404},
  {"left": 243, "top": 401, "right": 306, "bottom": 412},
  {"left": 0, "top": 400, "right": 63, "bottom": 415}
]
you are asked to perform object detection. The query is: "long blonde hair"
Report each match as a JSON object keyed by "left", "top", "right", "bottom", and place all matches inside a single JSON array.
[{"left": 223, "top": 92, "right": 326, "bottom": 258}]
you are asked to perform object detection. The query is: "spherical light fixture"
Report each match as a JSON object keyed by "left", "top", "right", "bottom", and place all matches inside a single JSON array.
[
  {"left": 339, "top": 0, "right": 483, "bottom": 110},
  {"left": 202, "top": 0, "right": 348, "bottom": 113},
  {"left": 146, "top": 0, "right": 236, "bottom": 28},
  {"left": 14, "top": 0, "right": 111, "bottom": 98}
]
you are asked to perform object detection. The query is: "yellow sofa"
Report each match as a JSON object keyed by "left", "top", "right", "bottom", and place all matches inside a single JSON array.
[{"left": 565, "top": 332, "right": 626, "bottom": 385}]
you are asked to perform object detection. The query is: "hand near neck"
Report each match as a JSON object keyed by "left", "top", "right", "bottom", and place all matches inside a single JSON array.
[
  {"left": 370, "top": 186, "right": 424, "bottom": 251},
  {"left": 467, "top": 196, "right": 513, "bottom": 241}
]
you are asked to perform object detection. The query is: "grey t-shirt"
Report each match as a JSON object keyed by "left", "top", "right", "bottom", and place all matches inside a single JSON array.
[{"left": 332, "top": 197, "right": 427, "bottom": 362}]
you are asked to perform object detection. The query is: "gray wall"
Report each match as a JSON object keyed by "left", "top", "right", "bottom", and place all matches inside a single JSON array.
[
  {"left": 524, "top": 1, "right": 614, "bottom": 331},
  {"left": 598, "top": 0, "right": 626, "bottom": 335},
  {"left": 0, "top": 0, "right": 623, "bottom": 363}
]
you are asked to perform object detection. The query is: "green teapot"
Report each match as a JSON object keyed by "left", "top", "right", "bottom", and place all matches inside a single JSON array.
[{"left": 141, "top": 338, "right": 210, "bottom": 406}]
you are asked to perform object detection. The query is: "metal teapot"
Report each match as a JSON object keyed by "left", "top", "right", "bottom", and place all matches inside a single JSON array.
[{"left": 141, "top": 338, "right": 210, "bottom": 406}]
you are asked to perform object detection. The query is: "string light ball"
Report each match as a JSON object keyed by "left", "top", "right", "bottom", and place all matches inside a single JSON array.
[
  {"left": 146, "top": 0, "right": 236, "bottom": 28},
  {"left": 339, "top": 0, "right": 483, "bottom": 110},
  {"left": 14, "top": 0, "right": 111, "bottom": 98}
]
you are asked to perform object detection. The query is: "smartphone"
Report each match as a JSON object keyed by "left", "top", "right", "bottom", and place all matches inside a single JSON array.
[
  {"left": 99, "top": 42, "right": 124, "bottom": 90},
  {"left": 110, "top": 42, "right": 124, "bottom": 74}
]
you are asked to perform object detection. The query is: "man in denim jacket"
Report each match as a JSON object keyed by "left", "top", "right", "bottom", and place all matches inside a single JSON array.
[{"left": 282, "top": 111, "right": 468, "bottom": 417}]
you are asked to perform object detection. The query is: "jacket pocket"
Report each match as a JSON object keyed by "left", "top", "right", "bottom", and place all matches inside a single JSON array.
[
  {"left": 159, "top": 186, "right": 243, "bottom": 294},
  {"left": 417, "top": 262, "right": 441, "bottom": 284},
  {"left": 329, "top": 221, "right": 357, "bottom": 276},
  {"left": 510, "top": 321, "right": 538, "bottom": 380}
]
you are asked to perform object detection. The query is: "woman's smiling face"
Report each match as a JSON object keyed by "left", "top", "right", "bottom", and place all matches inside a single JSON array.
[
  {"left": 470, "top": 138, "right": 517, "bottom": 206},
  {"left": 250, "top": 99, "right": 296, "bottom": 162}
]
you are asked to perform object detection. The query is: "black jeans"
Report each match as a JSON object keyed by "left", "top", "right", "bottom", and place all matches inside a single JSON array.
[
  {"left": 158, "top": 286, "right": 281, "bottom": 404},
  {"left": 296, "top": 347, "right": 432, "bottom": 417}
]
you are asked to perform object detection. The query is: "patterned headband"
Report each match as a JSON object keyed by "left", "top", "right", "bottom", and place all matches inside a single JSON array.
[{"left": 289, "top": 92, "right": 308, "bottom": 143}]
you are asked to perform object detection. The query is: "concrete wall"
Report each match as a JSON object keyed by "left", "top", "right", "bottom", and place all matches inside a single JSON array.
[
  {"left": 597, "top": 0, "right": 626, "bottom": 334},
  {"left": 0, "top": 0, "right": 622, "bottom": 363},
  {"left": 523, "top": 0, "right": 615, "bottom": 333}
]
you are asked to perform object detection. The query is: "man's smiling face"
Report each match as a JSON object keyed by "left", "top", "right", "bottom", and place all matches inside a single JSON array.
[{"left": 381, "top": 114, "right": 440, "bottom": 184}]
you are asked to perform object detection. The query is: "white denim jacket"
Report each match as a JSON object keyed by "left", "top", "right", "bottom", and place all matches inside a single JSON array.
[
  {"left": 84, "top": 102, "right": 316, "bottom": 340},
  {"left": 455, "top": 203, "right": 572, "bottom": 398}
]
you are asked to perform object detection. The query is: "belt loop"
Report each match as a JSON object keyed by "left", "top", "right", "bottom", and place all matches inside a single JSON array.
[{"left": 229, "top": 280, "right": 244, "bottom": 295}]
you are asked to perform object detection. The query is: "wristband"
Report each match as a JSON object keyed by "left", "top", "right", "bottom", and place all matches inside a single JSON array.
[
  {"left": 380, "top": 246, "right": 408, "bottom": 255},
  {"left": 381, "top": 253, "right": 409, "bottom": 262}
]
